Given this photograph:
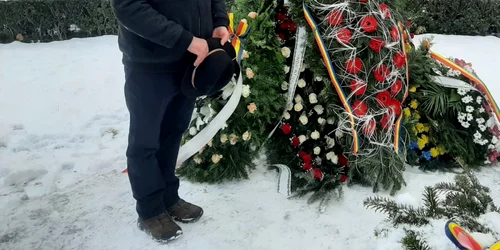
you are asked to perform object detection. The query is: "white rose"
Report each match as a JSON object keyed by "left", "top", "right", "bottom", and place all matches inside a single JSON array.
[
  {"left": 242, "top": 84, "right": 251, "bottom": 98},
  {"left": 313, "top": 147, "right": 321, "bottom": 155},
  {"left": 282, "top": 81, "right": 289, "bottom": 91},
  {"left": 301, "top": 64, "right": 306, "bottom": 72},
  {"left": 284, "top": 112, "right": 291, "bottom": 120},
  {"left": 242, "top": 131, "right": 251, "bottom": 141},
  {"left": 194, "top": 157, "right": 202, "bottom": 164},
  {"left": 309, "top": 93, "right": 318, "bottom": 104},
  {"left": 318, "top": 117, "right": 326, "bottom": 125},
  {"left": 311, "top": 130, "right": 320, "bottom": 140},
  {"left": 326, "top": 152, "right": 338, "bottom": 164},
  {"left": 297, "top": 79, "right": 306, "bottom": 88},
  {"left": 299, "top": 114, "right": 308, "bottom": 125},
  {"left": 189, "top": 127, "right": 197, "bottom": 136},
  {"left": 284, "top": 66, "right": 290, "bottom": 74},
  {"left": 211, "top": 154, "right": 223, "bottom": 164},
  {"left": 325, "top": 136, "right": 335, "bottom": 148},
  {"left": 242, "top": 50, "right": 250, "bottom": 59},
  {"left": 335, "top": 130, "right": 343, "bottom": 139},
  {"left": 299, "top": 135, "right": 307, "bottom": 143},
  {"left": 327, "top": 117, "right": 335, "bottom": 125},
  {"left": 294, "top": 103, "right": 303, "bottom": 112},
  {"left": 281, "top": 47, "right": 291, "bottom": 58},
  {"left": 287, "top": 102, "right": 293, "bottom": 111},
  {"left": 294, "top": 94, "right": 303, "bottom": 103},
  {"left": 315, "top": 76, "right": 323, "bottom": 81},
  {"left": 246, "top": 68, "right": 255, "bottom": 79},
  {"left": 314, "top": 105, "right": 324, "bottom": 115},
  {"left": 220, "top": 134, "right": 228, "bottom": 143}
]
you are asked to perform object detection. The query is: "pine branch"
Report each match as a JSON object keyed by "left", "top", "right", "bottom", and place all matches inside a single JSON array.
[{"left": 400, "top": 229, "right": 432, "bottom": 250}]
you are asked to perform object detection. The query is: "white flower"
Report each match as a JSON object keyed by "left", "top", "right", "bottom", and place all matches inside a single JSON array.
[
  {"left": 477, "top": 96, "right": 483, "bottom": 104},
  {"left": 284, "top": 66, "right": 290, "bottom": 74},
  {"left": 281, "top": 81, "right": 289, "bottom": 91},
  {"left": 481, "top": 139, "right": 489, "bottom": 145},
  {"left": 314, "top": 105, "right": 324, "bottom": 115},
  {"left": 294, "top": 103, "right": 303, "bottom": 112},
  {"left": 488, "top": 144, "right": 496, "bottom": 150},
  {"left": 221, "top": 80, "right": 236, "bottom": 100},
  {"left": 207, "top": 139, "right": 213, "bottom": 147},
  {"left": 242, "top": 131, "right": 251, "bottom": 141},
  {"left": 474, "top": 131, "right": 482, "bottom": 140},
  {"left": 492, "top": 136, "right": 499, "bottom": 144},
  {"left": 297, "top": 79, "right": 306, "bottom": 88},
  {"left": 457, "top": 88, "right": 468, "bottom": 96},
  {"left": 281, "top": 47, "right": 291, "bottom": 58},
  {"left": 200, "top": 104, "right": 217, "bottom": 122},
  {"left": 326, "top": 152, "right": 339, "bottom": 164},
  {"left": 309, "top": 93, "right": 318, "bottom": 104},
  {"left": 220, "top": 134, "right": 228, "bottom": 143},
  {"left": 318, "top": 117, "right": 326, "bottom": 125},
  {"left": 298, "top": 135, "right": 307, "bottom": 143},
  {"left": 461, "top": 121, "right": 470, "bottom": 128},
  {"left": 194, "top": 157, "right": 202, "bottom": 164},
  {"left": 311, "top": 131, "right": 320, "bottom": 140},
  {"left": 221, "top": 123, "right": 228, "bottom": 130},
  {"left": 486, "top": 117, "right": 496, "bottom": 128},
  {"left": 286, "top": 102, "right": 293, "bottom": 111},
  {"left": 466, "top": 106, "right": 474, "bottom": 113},
  {"left": 246, "top": 68, "right": 255, "bottom": 79},
  {"left": 313, "top": 147, "right": 321, "bottom": 155},
  {"left": 242, "top": 50, "right": 250, "bottom": 59},
  {"left": 458, "top": 112, "right": 466, "bottom": 121},
  {"left": 189, "top": 127, "right": 197, "bottom": 135},
  {"left": 294, "top": 94, "right": 303, "bottom": 103},
  {"left": 325, "top": 136, "right": 335, "bottom": 148},
  {"left": 446, "top": 69, "right": 461, "bottom": 77},
  {"left": 299, "top": 114, "right": 308, "bottom": 125},
  {"left": 467, "top": 113, "right": 473, "bottom": 121},
  {"left": 195, "top": 116, "right": 205, "bottom": 130},
  {"left": 479, "top": 107, "right": 485, "bottom": 113},
  {"left": 230, "top": 134, "right": 238, "bottom": 145},
  {"left": 211, "top": 154, "right": 223, "bottom": 163},
  {"left": 301, "top": 64, "right": 307, "bottom": 72},
  {"left": 462, "top": 95, "right": 473, "bottom": 104},
  {"left": 327, "top": 117, "right": 335, "bottom": 125},
  {"left": 284, "top": 112, "right": 291, "bottom": 120},
  {"left": 335, "top": 130, "right": 343, "bottom": 139},
  {"left": 479, "top": 124, "right": 487, "bottom": 131},
  {"left": 476, "top": 118, "right": 485, "bottom": 124},
  {"left": 242, "top": 84, "right": 251, "bottom": 98},
  {"left": 315, "top": 76, "right": 323, "bottom": 81}
]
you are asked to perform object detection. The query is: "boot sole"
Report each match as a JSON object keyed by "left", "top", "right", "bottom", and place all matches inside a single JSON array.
[
  {"left": 171, "top": 209, "right": 204, "bottom": 223},
  {"left": 137, "top": 222, "right": 183, "bottom": 243}
]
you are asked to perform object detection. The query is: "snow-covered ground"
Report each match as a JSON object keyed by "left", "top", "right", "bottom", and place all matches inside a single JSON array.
[{"left": 1, "top": 34, "right": 500, "bottom": 250}]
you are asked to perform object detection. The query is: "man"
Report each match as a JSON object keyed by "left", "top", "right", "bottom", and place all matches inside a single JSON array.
[{"left": 110, "top": 0, "right": 230, "bottom": 243}]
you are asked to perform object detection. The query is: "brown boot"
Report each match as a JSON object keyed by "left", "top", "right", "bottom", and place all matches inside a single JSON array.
[
  {"left": 137, "top": 212, "right": 183, "bottom": 243},
  {"left": 167, "top": 199, "right": 204, "bottom": 223}
]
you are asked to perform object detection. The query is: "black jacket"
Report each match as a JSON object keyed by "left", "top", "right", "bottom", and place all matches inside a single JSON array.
[{"left": 111, "top": 0, "right": 229, "bottom": 72}]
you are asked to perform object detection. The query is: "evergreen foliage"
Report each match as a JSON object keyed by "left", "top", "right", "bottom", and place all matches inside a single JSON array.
[{"left": 400, "top": 229, "right": 431, "bottom": 250}]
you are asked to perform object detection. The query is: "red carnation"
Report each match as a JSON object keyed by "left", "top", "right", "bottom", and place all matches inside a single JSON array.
[
  {"left": 289, "top": 22, "right": 297, "bottom": 32},
  {"left": 391, "top": 26, "right": 400, "bottom": 42},
  {"left": 369, "top": 38, "right": 385, "bottom": 53},
  {"left": 350, "top": 79, "right": 367, "bottom": 96},
  {"left": 279, "top": 22, "right": 288, "bottom": 30},
  {"left": 291, "top": 137, "right": 300, "bottom": 147},
  {"left": 340, "top": 175, "right": 348, "bottom": 183},
  {"left": 336, "top": 28, "right": 352, "bottom": 45},
  {"left": 303, "top": 161, "right": 313, "bottom": 171},
  {"left": 380, "top": 113, "right": 393, "bottom": 130},
  {"left": 346, "top": 58, "right": 363, "bottom": 74},
  {"left": 302, "top": 154, "right": 312, "bottom": 163},
  {"left": 282, "top": 124, "right": 292, "bottom": 135},
  {"left": 394, "top": 52, "right": 406, "bottom": 68},
  {"left": 387, "top": 98, "right": 402, "bottom": 116},
  {"left": 363, "top": 118, "right": 377, "bottom": 137},
  {"left": 379, "top": 4, "right": 391, "bottom": 19},
  {"left": 360, "top": 16, "right": 378, "bottom": 33},
  {"left": 376, "top": 91, "right": 392, "bottom": 107},
  {"left": 327, "top": 10, "right": 343, "bottom": 26},
  {"left": 410, "top": 33, "right": 415, "bottom": 39},
  {"left": 374, "top": 64, "right": 390, "bottom": 82},
  {"left": 353, "top": 100, "right": 368, "bottom": 117},
  {"left": 313, "top": 168, "right": 324, "bottom": 180},
  {"left": 338, "top": 154, "right": 349, "bottom": 167},
  {"left": 278, "top": 33, "right": 286, "bottom": 41},
  {"left": 391, "top": 80, "right": 403, "bottom": 96},
  {"left": 298, "top": 151, "right": 307, "bottom": 158},
  {"left": 405, "top": 20, "right": 412, "bottom": 27},
  {"left": 277, "top": 13, "right": 287, "bottom": 21}
]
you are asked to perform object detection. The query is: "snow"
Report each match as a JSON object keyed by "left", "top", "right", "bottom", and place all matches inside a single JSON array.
[{"left": 1, "top": 34, "right": 500, "bottom": 249}]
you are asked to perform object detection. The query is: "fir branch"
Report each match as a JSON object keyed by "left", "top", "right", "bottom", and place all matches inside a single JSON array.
[{"left": 400, "top": 229, "right": 432, "bottom": 250}]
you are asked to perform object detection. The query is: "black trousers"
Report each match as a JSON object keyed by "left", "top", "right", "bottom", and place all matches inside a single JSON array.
[{"left": 124, "top": 67, "right": 195, "bottom": 220}]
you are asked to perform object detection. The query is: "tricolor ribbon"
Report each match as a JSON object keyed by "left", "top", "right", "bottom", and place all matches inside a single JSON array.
[
  {"left": 425, "top": 41, "right": 500, "bottom": 125},
  {"left": 393, "top": 22, "right": 411, "bottom": 154},
  {"left": 303, "top": 3, "right": 359, "bottom": 155},
  {"left": 229, "top": 13, "right": 251, "bottom": 64}
]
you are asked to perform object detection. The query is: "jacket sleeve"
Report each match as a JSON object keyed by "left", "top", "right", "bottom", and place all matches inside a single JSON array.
[
  {"left": 211, "top": 0, "right": 229, "bottom": 28},
  {"left": 111, "top": 0, "right": 193, "bottom": 51}
]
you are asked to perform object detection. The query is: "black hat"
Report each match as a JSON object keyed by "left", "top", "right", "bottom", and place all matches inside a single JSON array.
[{"left": 181, "top": 38, "right": 240, "bottom": 98}]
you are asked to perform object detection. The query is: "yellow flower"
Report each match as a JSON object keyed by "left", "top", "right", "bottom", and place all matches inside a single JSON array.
[
  {"left": 416, "top": 123, "right": 425, "bottom": 133},
  {"left": 409, "top": 86, "right": 417, "bottom": 93},
  {"left": 430, "top": 148, "right": 439, "bottom": 158},
  {"left": 412, "top": 127, "right": 418, "bottom": 135},
  {"left": 422, "top": 124, "right": 430, "bottom": 133},
  {"left": 417, "top": 134, "right": 429, "bottom": 150},
  {"left": 413, "top": 110, "right": 421, "bottom": 120},
  {"left": 403, "top": 108, "right": 411, "bottom": 118},
  {"left": 410, "top": 100, "right": 419, "bottom": 109},
  {"left": 437, "top": 145, "right": 446, "bottom": 155}
]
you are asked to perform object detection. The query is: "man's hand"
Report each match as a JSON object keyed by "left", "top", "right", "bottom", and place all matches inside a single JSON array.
[
  {"left": 188, "top": 37, "right": 209, "bottom": 66},
  {"left": 212, "top": 26, "right": 230, "bottom": 45}
]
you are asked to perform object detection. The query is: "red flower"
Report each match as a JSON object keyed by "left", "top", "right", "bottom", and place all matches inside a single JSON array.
[
  {"left": 380, "top": 113, "right": 393, "bottom": 130},
  {"left": 374, "top": 64, "right": 390, "bottom": 82},
  {"left": 360, "top": 16, "right": 378, "bottom": 33},
  {"left": 336, "top": 28, "right": 352, "bottom": 45},
  {"left": 302, "top": 154, "right": 312, "bottom": 163},
  {"left": 360, "top": 0, "right": 368, "bottom": 2},
  {"left": 277, "top": 13, "right": 287, "bottom": 21},
  {"left": 352, "top": 100, "right": 368, "bottom": 117},
  {"left": 391, "top": 26, "right": 400, "bottom": 42},
  {"left": 338, "top": 154, "right": 349, "bottom": 167},
  {"left": 340, "top": 175, "right": 348, "bottom": 183},
  {"left": 369, "top": 38, "right": 385, "bottom": 53},
  {"left": 363, "top": 118, "right": 377, "bottom": 137},
  {"left": 350, "top": 79, "right": 367, "bottom": 96},
  {"left": 278, "top": 33, "right": 286, "bottom": 41},
  {"left": 282, "top": 124, "right": 292, "bottom": 135},
  {"left": 410, "top": 33, "right": 415, "bottom": 39},
  {"left": 379, "top": 4, "right": 391, "bottom": 19},
  {"left": 387, "top": 98, "right": 402, "bottom": 116},
  {"left": 405, "top": 20, "right": 412, "bottom": 27},
  {"left": 327, "top": 10, "right": 343, "bottom": 26},
  {"left": 346, "top": 58, "right": 363, "bottom": 74},
  {"left": 289, "top": 22, "right": 297, "bottom": 32},
  {"left": 376, "top": 91, "right": 392, "bottom": 106},
  {"left": 313, "top": 168, "right": 324, "bottom": 180},
  {"left": 391, "top": 80, "right": 403, "bottom": 96},
  {"left": 279, "top": 22, "right": 288, "bottom": 30},
  {"left": 303, "top": 161, "right": 313, "bottom": 171},
  {"left": 291, "top": 137, "right": 300, "bottom": 147},
  {"left": 394, "top": 52, "right": 406, "bottom": 68},
  {"left": 489, "top": 151, "right": 500, "bottom": 164},
  {"left": 298, "top": 151, "right": 307, "bottom": 158}
]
